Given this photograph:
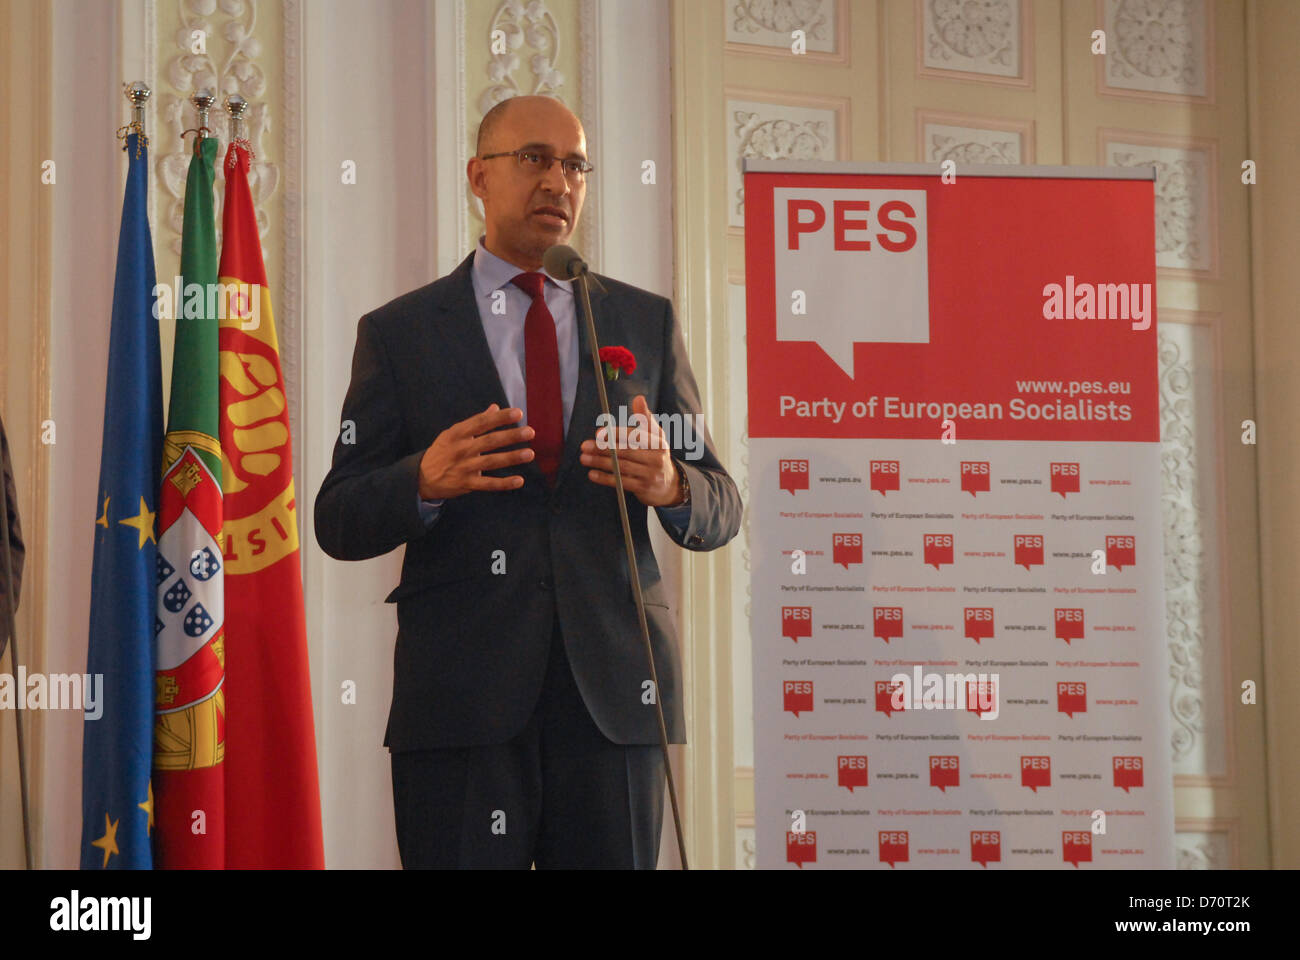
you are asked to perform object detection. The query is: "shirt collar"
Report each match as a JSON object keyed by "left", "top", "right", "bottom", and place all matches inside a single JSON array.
[{"left": 471, "top": 235, "right": 574, "bottom": 300}]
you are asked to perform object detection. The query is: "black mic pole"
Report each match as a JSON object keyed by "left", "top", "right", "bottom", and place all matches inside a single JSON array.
[
  {"left": 0, "top": 449, "right": 33, "bottom": 870},
  {"left": 547, "top": 244, "right": 688, "bottom": 870}
]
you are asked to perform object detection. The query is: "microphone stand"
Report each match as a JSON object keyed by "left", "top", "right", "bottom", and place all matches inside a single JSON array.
[
  {"left": 570, "top": 266, "right": 689, "bottom": 871},
  {"left": 0, "top": 447, "right": 33, "bottom": 870}
]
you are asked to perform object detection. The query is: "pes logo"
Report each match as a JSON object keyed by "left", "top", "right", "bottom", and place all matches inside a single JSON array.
[
  {"left": 781, "top": 606, "right": 812, "bottom": 643},
  {"left": 879, "top": 830, "right": 909, "bottom": 868},
  {"left": 873, "top": 606, "right": 904, "bottom": 643},
  {"left": 1106, "top": 535, "right": 1136, "bottom": 571},
  {"left": 1050, "top": 462, "right": 1080, "bottom": 498},
  {"left": 1021, "top": 755, "right": 1051, "bottom": 792},
  {"left": 779, "top": 458, "right": 810, "bottom": 495},
  {"left": 870, "top": 460, "right": 900, "bottom": 495},
  {"left": 923, "top": 533, "right": 953, "bottom": 569},
  {"left": 832, "top": 532, "right": 863, "bottom": 569},
  {"left": 787, "top": 830, "right": 817, "bottom": 868},
  {"left": 1062, "top": 831, "right": 1092, "bottom": 867},
  {"left": 960, "top": 461, "right": 990, "bottom": 496},
  {"left": 1113, "top": 756, "right": 1144, "bottom": 792},
  {"left": 783, "top": 680, "right": 814, "bottom": 717},
  {"left": 964, "top": 607, "right": 994, "bottom": 643},
  {"left": 1055, "top": 608, "right": 1085, "bottom": 644},
  {"left": 775, "top": 188, "right": 929, "bottom": 379},
  {"left": 930, "top": 756, "right": 959, "bottom": 792},
  {"left": 1057, "top": 681, "right": 1087, "bottom": 718},
  {"left": 838, "top": 755, "right": 869, "bottom": 792},
  {"left": 971, "top": 831, "right": 1001, "bottom": 868}
]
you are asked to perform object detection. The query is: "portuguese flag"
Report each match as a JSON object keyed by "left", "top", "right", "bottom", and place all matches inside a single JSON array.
[
  {"left": 154, "top": 135, "right": 226, "bottom": 868},
  {"left": 216, "top": 139, "right": 324, "bottom": 867}
]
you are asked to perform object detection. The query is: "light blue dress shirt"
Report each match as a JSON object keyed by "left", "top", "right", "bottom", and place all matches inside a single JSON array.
[{"left": 418, "top": 237, "right": 692, "bottom": 532}]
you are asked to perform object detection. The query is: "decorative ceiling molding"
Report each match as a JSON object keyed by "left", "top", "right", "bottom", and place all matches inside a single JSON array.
[
  {"left": 916, "top": 0, "right": 1033, "bottom": 89},
  {"left": 1097, "top": 0, "right": 1213, "bottom": 104},
  {"left": 916, "top": 110, "right": 1034, "bottom": 165},
  {"left": 1101, "top": 130, "right": 1219, "bottom": 278},
  {"left": 156, "top": 0, "right": 280, "bottom": 257}
]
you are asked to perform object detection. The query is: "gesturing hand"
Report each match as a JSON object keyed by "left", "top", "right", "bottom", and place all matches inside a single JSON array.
[
  {"left": 579, "top": 394, "right": 682, "bottom": 508},
  {"left": 418, "top": 404, "right": 535, "bottom": 499}
]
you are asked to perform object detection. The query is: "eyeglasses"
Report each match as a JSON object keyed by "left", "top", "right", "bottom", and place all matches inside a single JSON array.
[{"left": 480, "top": 148, "right": 594, "bottom": 182}]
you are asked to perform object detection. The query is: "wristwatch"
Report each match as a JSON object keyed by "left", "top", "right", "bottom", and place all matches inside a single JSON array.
[{"left": 672, "top": 460, "right": 691, "bottom": 507}]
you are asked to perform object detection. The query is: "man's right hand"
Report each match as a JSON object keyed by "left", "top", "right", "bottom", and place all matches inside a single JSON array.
[{"left": 418, "top": 404, "right": 535, "bottom": 499}]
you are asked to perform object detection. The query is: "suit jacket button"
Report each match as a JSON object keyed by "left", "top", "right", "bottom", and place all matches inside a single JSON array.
[{"left": 538, "top": 578, "right": 552, "bottom": 591}]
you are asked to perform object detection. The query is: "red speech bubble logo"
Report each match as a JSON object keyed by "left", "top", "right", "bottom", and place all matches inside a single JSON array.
[
  {"left": 1062, "top": 831, "right": 1092, "bottom": 867},
  {"left": 1055, "top": 608, "right": 1084, "bottom": 644},
  {"left": 1013, "top": 534, "right": 1044, "bottom": 570},
  {"left": 1020, "top": 755, "right": 1051, "bottom": 792},
  {"left": 967, "top": 678, "right": 997, "bottom": 717},
  {"left": 787, "top": 830, "right": 817, "bottom": 868},
  {"left": 1057, "top": 681, "right": 1087, "bottom": 718},
  {"left": 870, "top": 460, "right": 900, "bottom": 496},
  {"left": 929, "top": 755, "right": 959, "bottom": 792},
  {"left": 779, "top": 459, "right": 810, "bottom": 495},
  {"left": 1113, "top": 756, "right": 1144, "bottom": 792},
  {"left": 964, "top": 607, "right": 994, "bottom": 643},
  {"left": 782, "top": 606, "right": 813, "bottom": 643},
  {"left": 1050, "top": 462, "right": 1080, "bottom": 498},
  {"left": 971, "top": 831, "right": 1001, "bottom": 868},
  {"left": 873, "top": 606, "right": 904, "bottom": 643},
  {"left": 960, "top": 461, "right": 990, "bottom": 497},
  {"left": 923, "top": 533, "right": 953, "bottom": 570},
  {"left": 875, "top": 679, "right": 905, "bottom": 717},
  {"left": 832, "top": 532, "right": 863, "bottom": 569},
  {"left": 784, "top": 680, "right": 813, "bottom": 717},
  {"left": 838, "top": 755, "right": 869, "bottom": 792},
  {"left": 879, "top": 831, "right": 909, "bottom": 868},
  {"left": 1105, "top": 535, "right": 1136, "bottom": 571}
]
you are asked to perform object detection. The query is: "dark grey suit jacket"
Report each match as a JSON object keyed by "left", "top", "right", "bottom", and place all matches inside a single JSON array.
[{"left": 313, "top": 252, "right": 743, "bottom": 751}]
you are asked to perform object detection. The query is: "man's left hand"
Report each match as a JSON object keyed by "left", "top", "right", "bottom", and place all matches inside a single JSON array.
[{"left": 580, "top": 394, "right": 682, "bottom": 507}]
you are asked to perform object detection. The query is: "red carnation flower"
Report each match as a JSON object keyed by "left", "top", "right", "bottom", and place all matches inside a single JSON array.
[{"left": 599, "top": 345, "right": 636, "bottom": 381}]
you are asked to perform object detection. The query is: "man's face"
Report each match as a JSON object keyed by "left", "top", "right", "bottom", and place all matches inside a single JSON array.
[{"left": 468, "top": 97, "right": 587, "bottom": 270}]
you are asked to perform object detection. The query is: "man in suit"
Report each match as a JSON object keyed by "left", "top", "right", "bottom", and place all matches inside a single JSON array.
[{"left": 314, "top": 94, "right": 742, "bottom": 868}]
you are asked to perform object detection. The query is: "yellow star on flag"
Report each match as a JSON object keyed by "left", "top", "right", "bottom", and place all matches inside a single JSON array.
[
  {"left": 118, "top": 496, "right": 157, "bottom": 549},
  {"left": 96, "top": 494, "right": 110, "bottom": 528},
  {"left": 138, "top": 781, "right": 155, "bottom": 836},
  {"left": 91, "top": 813, "right": 120, "bottom": 869}
]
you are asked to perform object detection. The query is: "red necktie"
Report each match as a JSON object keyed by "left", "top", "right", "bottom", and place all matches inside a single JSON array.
[{"left": 511, "top": 272, "right": 563, "bottom": 484}]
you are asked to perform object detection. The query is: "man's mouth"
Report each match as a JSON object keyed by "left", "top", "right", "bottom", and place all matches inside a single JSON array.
[{"left": 531, "top": 206, "right": 569, "bottom": 226}]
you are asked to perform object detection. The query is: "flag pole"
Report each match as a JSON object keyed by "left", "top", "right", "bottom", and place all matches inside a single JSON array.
[
  {"left": 188, "top": 88, "right": 215, "bottom": 152},
  {"left": 224, "top": 93, "right": 247, "bottom": 142}
]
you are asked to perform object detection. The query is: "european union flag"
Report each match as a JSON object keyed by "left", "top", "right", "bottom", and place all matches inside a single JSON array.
[{"left": 80, "top": 130, "right": 162, "bottom": 869}]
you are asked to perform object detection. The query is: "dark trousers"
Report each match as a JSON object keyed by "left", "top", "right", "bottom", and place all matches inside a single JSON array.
[{"left": 390, "top": 613, "right": 666, "bottom": 868}]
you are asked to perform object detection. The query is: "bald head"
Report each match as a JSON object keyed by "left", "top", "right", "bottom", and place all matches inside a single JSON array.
[
  {"left": 467, "top": 94, "right": 588, "bottom": 271},
  {"left": 476, "top": 95, "right": 582, "bottom": 156}
]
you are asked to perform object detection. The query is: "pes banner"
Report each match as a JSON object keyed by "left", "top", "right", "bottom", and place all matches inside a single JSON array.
[{"left": 744, "top": 161, "right": 1174, "bottom": 869}]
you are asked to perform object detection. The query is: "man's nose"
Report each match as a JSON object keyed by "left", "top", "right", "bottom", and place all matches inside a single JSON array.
[{"left": 540, "top": 158, "right": 570, "bottom": 196}]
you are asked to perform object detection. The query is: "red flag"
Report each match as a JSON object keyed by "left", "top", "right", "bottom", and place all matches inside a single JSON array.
[{"left": 216, "top": 140, "right": 323, "bottom": 867}]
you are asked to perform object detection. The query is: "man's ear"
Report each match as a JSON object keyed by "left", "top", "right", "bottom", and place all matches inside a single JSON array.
[{"left": 466, "top": 157, "right": 487, "bottom": 200}]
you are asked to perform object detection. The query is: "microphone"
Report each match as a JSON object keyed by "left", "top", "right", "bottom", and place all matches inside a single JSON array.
[
  {"left": 542, "top": 243, "right": 586, "bottom": 280},
  {"left": 546, "top": 244, "right": 688, "bottom": 869},
  {"left": 543, "top": 243, "right": 605, "bottom": 293}
]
